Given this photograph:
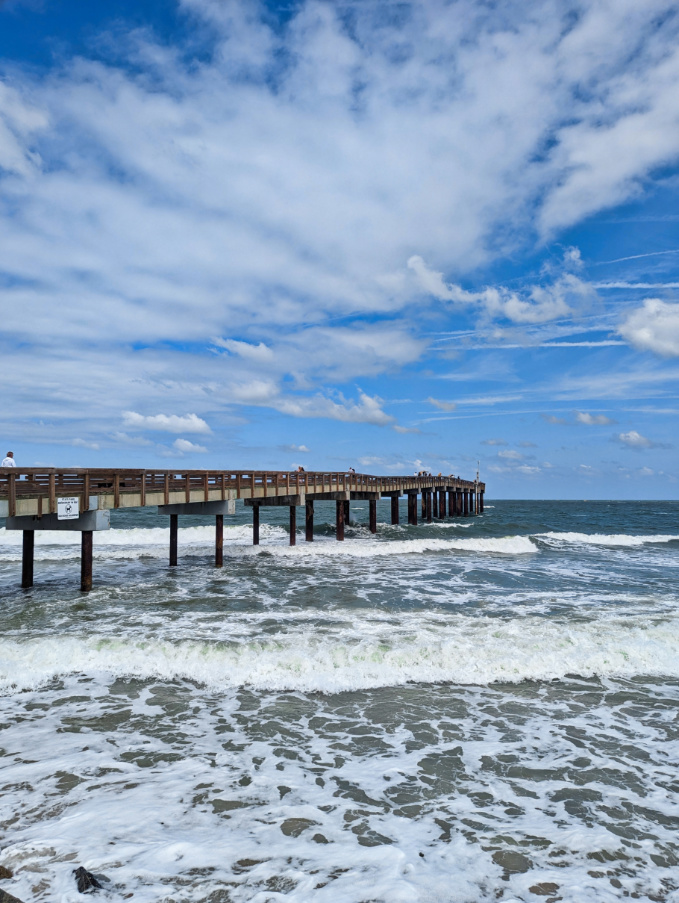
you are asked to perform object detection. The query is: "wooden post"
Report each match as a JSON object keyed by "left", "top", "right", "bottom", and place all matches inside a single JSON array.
[
  {"left": 480, "top": 491, "right": 484, "bottom": 513},
  {"left": 253, "top": 505, "right": 260, "bottom": 545},
  {"left": 369, "top": 499, "right": 377, "bottom": 533},
  {"left": 81, "top": 472, "right": 90, "bottom": 517},
  {"left": 448, "top": 490, "right": 454, "bottom": 517},
  {"left": 463, "top": 491, "right": 469, "bottom": 517},
  {"left": 170, "top": 514, "right": 178, "bottom": 565},
  {"left": 289, "top": 505, "right": 296, "bottom": 546},
  {"left": 432, "top": 491, "right": 438, "bottom": 519},
  {"left": 215, "top": 514, "right": 223, "bottom": 568},
  {"left": 344, "top": 499, "right": 350, "bottom": 526},
  {"left": 336, "top": 499, "right": 345, "bottom": 541},
  {"left": 21, "top": 531, "right": 34, "bottom": 589},
  {"left": 305, "top": 499, "right": 314, "bottom": 542},
  {"left": 408, "top": 493, "right": 417, "bottom": 525},
  {"left": 426, "top": 491, "right": 433, "bottom": 523},
  {"left": 457, "top": 490, "right": 462, "bottom": 515},
  {"left": 8, "top": 472, "right": 16, "bottom": 518},
  {"left": 440, "top": 489, "right": 446, "bottom": 518},
  {"left": 391, "top": 496, "right": 399, "bottom": 525},
  {"left": 81, "top": 530, "right": 93, "bottom": 592},
  {"left": 421, "top": 492, "right": 426, "bottom": 520}
]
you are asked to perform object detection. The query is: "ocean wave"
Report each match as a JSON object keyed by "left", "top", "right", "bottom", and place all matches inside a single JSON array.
[
  {"left": 0, "top": 526, "right": 536, "bottom": 561},
  {"left": 535, "top": 531, "right": 679, "bottom": 548},
  {"left": 2, "top": 614, "right": 678, "bottom": 693}
]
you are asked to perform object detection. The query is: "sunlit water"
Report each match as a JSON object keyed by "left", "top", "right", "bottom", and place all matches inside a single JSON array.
[{"left": 1, "top": 500, "right": 678, "bottom": 902}]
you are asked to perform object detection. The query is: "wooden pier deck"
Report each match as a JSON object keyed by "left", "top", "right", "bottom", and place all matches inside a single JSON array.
[{"left": 1, "top": 468, "right": 485, "bottom": 590}]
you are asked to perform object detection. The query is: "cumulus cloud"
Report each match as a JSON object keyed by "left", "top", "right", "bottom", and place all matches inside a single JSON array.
[
  {"left": 172, "top": 438, "right": 208, "bottom": 454},
  {"left": 618, "top": 299, "right": 679, "bottom": 357},
  {"left": 615, "top": 429, "right": 672, "bottom": 451},
  {"left": 122, "top": 412, "right": 211, "bottom": 434},
  {"left": 498, "top": 449, "right": 524, "bottom": 460},
  {"left": 481, "top": 438, "right": 508, "bottom": 446},
  {"left": 576, "top": 411, "right": 617, "bottom": 425},
  {"left": 616, "top": 430, "right": 654, "bottom": 449}
]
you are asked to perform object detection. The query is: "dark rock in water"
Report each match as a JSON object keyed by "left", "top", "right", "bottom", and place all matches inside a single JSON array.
[
  {"left": 73, "top": 867, "right": 103, "bottom": 894},
  {"left": 0, "top": 889, "right": 26, "bottom": 903},
  {"left": 0, "top": 868, "right": 13, "bottom": 880}
]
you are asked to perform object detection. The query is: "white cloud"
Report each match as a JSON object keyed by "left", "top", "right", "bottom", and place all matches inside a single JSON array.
[
  {"left": 427, "top": 397, "right": 457, "bottom": 412},
  {"left": 617, "top": 430, "right": 653, "bottom": 449},
  {"left": 72, "top": 438, "right": 100, "bottom": 450},
  {"left": 122, "top": 412, "right": 212, "bottom": 434},
  {"left": 214, "top": 339, "right": 275, "bottom": 362},
  {"left": 407, "top": 255, "right": 594, "bottom": 324},
  {"left": 282, "top": 444, "right": 310, "bottom": 453},
  {"left": 482, "top": 438, "right": 508, "bottom": 446},
  {"left": 498, "top": 450, "right": 524, "bottom": 460},
  {"left": 172, "top": 438, "right": 208, "bottom": 454},
  {"left": 576, "top": 411, "right": 617, "bottom": 425},
  {"left": 618, "top": 299, "right": 679, "bottom": 357},
  {"left": 542, "top": 414, "right": 568, "bottom": 424}
]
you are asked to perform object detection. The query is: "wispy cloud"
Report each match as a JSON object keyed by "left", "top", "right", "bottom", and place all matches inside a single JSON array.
[{"left": 427, "top": 397, "right": 457, "bottom": 412}]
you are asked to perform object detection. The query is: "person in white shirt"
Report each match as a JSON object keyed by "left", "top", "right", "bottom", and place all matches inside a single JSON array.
[{"left": 2, "top": 451, "right": 16, "bottom": 467}]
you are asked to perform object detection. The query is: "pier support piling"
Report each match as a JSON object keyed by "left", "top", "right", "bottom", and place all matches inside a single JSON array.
[
  {"left": 369, "top": 499, "right": 377, "bottom": 534},
  {"left": 81, "top": 530, "right": 93, "bottom": 592},
  {"left": 215, "top": 514, "right": 223, "bottom": 568},
  {"left": 408, "top": 492, "right": 418, "bottom": 526},
  {"left": 421, "top": 493, "right": 426, "bottom": 520},
  {"left": 253, "top": 505, "right": 260, "bottom": 545},
  {"left": 426, "top": 491, "right": 433, "bottom": 524},
  {"left": 448, "top": 491, "right": 454, "bottom": 517},
  {"left": 344, "top": 499, "right": 350, "bottom": 526},
  {"left": 21, "top": 530, "right": 34, "bottom": 589},
  {"left": 336, "top": 499, "right": 345, "bottom": 541},
  {"left": 463, "top": 491, "right": 469, "bottom": 517},
  {"left": 432, "top": 492, "right": 438, "bottom": 519},
  {"left": 289, "top": 505, "right": 296, "bottom": 546},
  {"left": 170, "top": 514, "right": 178, "bottom": 566},
  {"left": 305, "top": 500, "right": 314, "bottom": 542},
  {"left": 480, "top": 491, "right": 484, "bottom": 513},
  {"left": 391, "top": 496, "right": 399, "bottom": 525}
]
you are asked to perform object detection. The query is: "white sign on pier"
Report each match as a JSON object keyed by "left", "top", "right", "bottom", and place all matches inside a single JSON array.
[{"left": 57, "top": 497, "right": 80, "bottom": 520}]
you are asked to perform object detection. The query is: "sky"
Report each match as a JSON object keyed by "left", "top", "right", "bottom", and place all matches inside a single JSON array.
[{"left": 0, "top": 0, "right": 678, "bottom": 498}]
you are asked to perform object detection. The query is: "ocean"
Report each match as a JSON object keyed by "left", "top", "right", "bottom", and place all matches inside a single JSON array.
[{"left": 1, "top": 499, "right": 678, "bottom": 902}]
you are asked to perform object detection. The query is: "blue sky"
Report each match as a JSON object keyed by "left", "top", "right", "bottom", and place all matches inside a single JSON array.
[{"left": 1, "top": 0, "right": 678, "bottom": 498}]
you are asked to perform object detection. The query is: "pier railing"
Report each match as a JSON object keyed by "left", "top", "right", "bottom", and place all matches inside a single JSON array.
[{"left": 0, "top": 468, "right": 484, "bottom": 519}]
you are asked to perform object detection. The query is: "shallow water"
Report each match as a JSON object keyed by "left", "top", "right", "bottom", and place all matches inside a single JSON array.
[{"left": 1, "top": 500, "right": 678, "bottom": 902}]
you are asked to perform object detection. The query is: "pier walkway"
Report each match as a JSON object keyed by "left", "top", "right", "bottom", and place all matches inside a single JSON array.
[{"left": 1, "top": 468, "right": 485, "bottom": 591}]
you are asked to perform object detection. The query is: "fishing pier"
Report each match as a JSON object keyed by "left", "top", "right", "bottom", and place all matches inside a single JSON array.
[{"left": 1, "top": 469, "right": 485, "bottom": 591}]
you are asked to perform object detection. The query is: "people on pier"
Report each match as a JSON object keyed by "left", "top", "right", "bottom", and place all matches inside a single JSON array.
[{"left": 1, "top": 451, "right": 16, "bottom": 467}]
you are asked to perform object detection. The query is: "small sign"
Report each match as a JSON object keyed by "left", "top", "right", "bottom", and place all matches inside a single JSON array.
[{"left": 57, "top": 497, "right": 80, "bottom": 520}]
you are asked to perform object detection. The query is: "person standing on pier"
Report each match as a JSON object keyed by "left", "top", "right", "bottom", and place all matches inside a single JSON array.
[{"left": 1, "top": 451, "right": 16, "bottom": 467}]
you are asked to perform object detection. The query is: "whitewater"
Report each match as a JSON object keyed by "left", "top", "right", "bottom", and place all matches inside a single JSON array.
[{"left": 1, "top": 499, "right": 678, "bottom": 902}]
